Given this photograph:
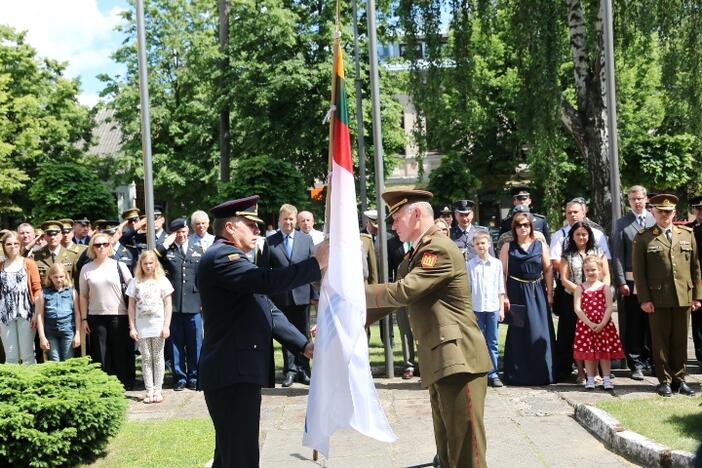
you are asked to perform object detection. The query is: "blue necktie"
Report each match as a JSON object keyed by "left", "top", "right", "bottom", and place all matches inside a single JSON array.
[{"left": 285, "top": 235, "right": 293, "bottom": 258}]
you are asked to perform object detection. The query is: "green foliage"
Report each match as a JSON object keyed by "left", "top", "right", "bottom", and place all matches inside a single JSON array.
[
  {"left": 0, "top": 25, "right": 93, "bottom": 216},
  {"left": 28, "top": 161, "right": 117, "bottom": 222},
  {"left": 426, "top": 153, "right": 481, "bottom": 207},
  {"left": 0, "top": 358, "right": 127, "bottom": 467},
  {"left": 102, "top": 0, "right": 406, "bottom": 212},
  {"left": 216, "top": 156, "right": 308, "bottom": 224},
  {"left": 621, "top": 134, "right": 699, "bottom": 190}
]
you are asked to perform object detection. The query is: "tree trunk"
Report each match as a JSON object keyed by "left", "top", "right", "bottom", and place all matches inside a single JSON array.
[
  {"left": 560, "top": 0, "right": 613, "bottom": 233},
  {"left": 218, "top": 0, "right": 230, "bottom": 182}
]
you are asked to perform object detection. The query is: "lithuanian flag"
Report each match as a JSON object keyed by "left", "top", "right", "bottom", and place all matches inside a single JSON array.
[{"left": 302, "top": 36, "right": 397, "bottom": 457}]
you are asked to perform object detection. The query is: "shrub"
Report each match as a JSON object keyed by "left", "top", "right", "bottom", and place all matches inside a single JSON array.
[{"left": 0, "top": 357, "right": 127, "bottom": 467}]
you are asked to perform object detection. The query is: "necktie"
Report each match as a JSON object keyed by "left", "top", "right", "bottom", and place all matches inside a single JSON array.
[
  {"left": 285, "top": 235, "right": 293, "bottom": 257},
  {"left": 638, "top": 216, "right": 645, "bottom": 228},
  {"left": 51, "top": 252, "right": 56, "bottom": 263},
  {"left": 665, "top": 229, "right": 672, "bottom": 242}
]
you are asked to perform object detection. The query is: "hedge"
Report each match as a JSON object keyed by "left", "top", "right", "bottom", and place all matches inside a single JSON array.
[{"left": 0, "top": 357, "right": 127, "bottom": 467}]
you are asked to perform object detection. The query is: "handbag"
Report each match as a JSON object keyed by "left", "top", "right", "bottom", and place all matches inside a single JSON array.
[
  {"left": 116, "top": 261, "right": 129, "bottom": 305},
  {"left": 503, "top": 303, "right": 527, "bottom": 327}
]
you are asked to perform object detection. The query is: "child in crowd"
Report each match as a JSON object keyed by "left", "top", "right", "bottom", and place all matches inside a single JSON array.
[
  {"left": 127, "top": 250, "right": 173, "bottom": 404},
  {"left": 37, "top": 263, "right": 80, "bottom": 361},
  {"left": 573, "top": 256, "right": 624, "bottom": 390},
  {"left": 468, "top": 231, "right": 505, "bottom": 387}
]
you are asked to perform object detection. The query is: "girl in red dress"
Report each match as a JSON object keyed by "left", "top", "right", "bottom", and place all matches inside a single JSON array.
[{"left": 573, "top": 256, "right": 624, "bottom": 390}]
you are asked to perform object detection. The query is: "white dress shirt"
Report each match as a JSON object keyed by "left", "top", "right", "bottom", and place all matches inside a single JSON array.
[{"left": 467, "top": 255, "right": 505, "bottom": 313}]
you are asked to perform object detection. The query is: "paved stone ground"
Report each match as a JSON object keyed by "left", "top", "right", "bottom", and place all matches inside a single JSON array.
[{"left": 125, "top": 324, "right": 701, "bottom": 467}]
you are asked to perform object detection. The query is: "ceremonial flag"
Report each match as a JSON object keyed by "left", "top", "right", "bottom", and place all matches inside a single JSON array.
[{"left": 302, "top": 37, "right": 397, "bottom": 457}]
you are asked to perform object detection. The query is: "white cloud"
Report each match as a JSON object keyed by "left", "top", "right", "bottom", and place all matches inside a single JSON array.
[
  {"left": 78, "top": 93, "right": 102, "bottom": 107},
  {"left": 1, "top": 0, "right": 126, "bottom": 83}
]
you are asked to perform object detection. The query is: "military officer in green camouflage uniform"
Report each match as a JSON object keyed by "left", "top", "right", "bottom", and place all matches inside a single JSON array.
[
  {"left": 632, "top": 194, "right": 702, "bottom": 397},
  {"left": 365, "top": 189, "right": 492, "bottom": 468}
]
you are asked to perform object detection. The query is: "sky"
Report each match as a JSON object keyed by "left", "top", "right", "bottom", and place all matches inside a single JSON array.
[{"left": 2, "top": 0, "right": 129, "bottom": 107}]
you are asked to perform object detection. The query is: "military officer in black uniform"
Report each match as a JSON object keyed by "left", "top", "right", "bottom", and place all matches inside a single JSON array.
[
  {"left": 72, "top": 215, "right": 92, "bottom": 246},
  {"left": 499, "top": 189, "right": 551, "bottom": 245},
  {"left": 450, "top": 199, "right": 493, "bottom": 260},
  {"left": 685, "top": 195, "right": 702, "bottom": 366},
  {"left": 439, "top": 205, "right": 453, "bottom": 229},
  {"left": 197, "top": 196, "right": 328, "bottom": 468},
  {"left": 156, "top": 218, "right": 204, "bottom": 390}
]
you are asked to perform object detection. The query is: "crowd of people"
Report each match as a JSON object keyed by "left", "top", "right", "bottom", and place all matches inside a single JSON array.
[{"left": 1, "top": 186, "right": 700, "bottom": 401}]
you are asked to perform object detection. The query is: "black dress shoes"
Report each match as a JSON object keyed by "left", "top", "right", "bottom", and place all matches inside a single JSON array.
[
  {"left": 282, "top": 373, "right": 295, "bottom": 388},
  {"left": 656, "top": 382, "right": 672, "bottom": 397},
  {"left": 297, "top": 372, "right": 311, "bottom": 385},
  {"left": 673, "top": 381, "right": 696, "bottom": 396}
]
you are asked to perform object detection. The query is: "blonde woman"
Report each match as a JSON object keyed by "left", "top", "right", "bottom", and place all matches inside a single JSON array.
[
  {"left": 126, "top": 251, "right": 173, "bottom": 403},
  {"left": 434, "top": 218, "right": 450, "bottom": 236},
  {"left": 79, "top": 233, "right": 134, "bottom": 388},
  {"left": 0, "top": 231, "right": 42, "bottom": 364}
]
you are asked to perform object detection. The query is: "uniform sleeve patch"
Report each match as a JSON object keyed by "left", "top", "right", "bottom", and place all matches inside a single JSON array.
[
  {"left": 228, "top": 254, "right": 241, "bottom": 262},
  {"left": 420, "top": 253, "right": 438, "bottom": 268}
]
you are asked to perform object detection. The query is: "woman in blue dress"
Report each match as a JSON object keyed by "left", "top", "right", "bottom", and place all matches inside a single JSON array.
[{"left": 499, "top": 212, "right": 556, "bottom": 385}]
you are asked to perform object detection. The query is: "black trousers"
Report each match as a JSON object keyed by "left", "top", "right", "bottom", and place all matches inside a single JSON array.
[
  {"left": 205, "top": 383, "right": 262, "bottom": 468},
  {"left": 554, "top": 282, "right": 577, "bottom": 378},
  {"left": 620, "top": 283, "right": 652, "bottom": 370},
  {"left": 692, "top": 308, "right": 702, "bottom": 365},
  {"left": 88, "top": 315, "right": 134, "bottom": 389},
  {"left": 280, "top": 304, "right": 310, "bottom": 376}
]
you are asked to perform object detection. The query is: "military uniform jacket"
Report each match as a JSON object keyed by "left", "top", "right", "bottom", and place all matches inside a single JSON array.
[
  {"left": 685, "top": 220, "right": 702, "bottom": 264},
  {"left": 632, "top": 225, "right": 702, "bottom": 307},
  {"left": 360, "top": 233, "right": 378, "bottom": 284},
  {"left": 156, "top": 241, "right": 204, "bottom": 313},
  {"left": 612, "top": 211, "right": 655, "bottom": 286},
  {"left": 450, "top": 224, "right": 494, "bottom": 260},
  {"left": 197, "top": 237, "right": 321, "bottom": 390},
  {"left": 366, "top": 225, "right": 492, "bottom": 388},
  {"left": 33, "top": 246, "right": 80, "bottom": 282}
]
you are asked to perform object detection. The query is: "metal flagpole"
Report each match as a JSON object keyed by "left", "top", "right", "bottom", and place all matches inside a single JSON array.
[
  {"left": 352, "top": 0, "right": 368, "bottom": 214},
  {"left": 366, "top": 0, "right": 393, "bottom": 378},
  {"left": 136, "top": 0, "right": 156, "bottom": 249},
  {"left": 603, "top": 0, "right": 622, "bottom": 226}
]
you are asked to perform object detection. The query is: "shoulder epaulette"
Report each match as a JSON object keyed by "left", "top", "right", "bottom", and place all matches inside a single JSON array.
[{"left": 676, "top": 225, "right": 693, "bottom": 232}]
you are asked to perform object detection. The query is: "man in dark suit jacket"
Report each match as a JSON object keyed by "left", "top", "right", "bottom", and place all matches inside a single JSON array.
[
  {"left": 612, "top": 185, "right": 655, "bottom": 379},
  {"left": 387, "top": 231, "right": 417, "bottom": 378},
  {"left": 156, "top": 218, "right": 204, "bottom": 391},
  {"left": 259, "top": 204, "right": 318, "bottom": 387},
  {"left": 198, "top": 196, "right": 327, "bottom": 468}
]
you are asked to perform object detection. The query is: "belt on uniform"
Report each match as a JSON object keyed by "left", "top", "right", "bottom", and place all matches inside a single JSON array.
[{"left": 509, "top": 275, "right": 543, "bottom": 284}]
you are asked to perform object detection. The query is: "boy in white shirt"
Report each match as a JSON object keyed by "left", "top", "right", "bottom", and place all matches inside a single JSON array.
[{"left": 468, "top": 232, "right": 505, "bottom": 387}]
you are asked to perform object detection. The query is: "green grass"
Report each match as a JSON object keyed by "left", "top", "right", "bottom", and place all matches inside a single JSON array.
[
  {"left": 597, "top": 397, "right": 702, "bottom": 453},
  {"left": 88, "top": 418, "right": 215, "bottom": 467}
]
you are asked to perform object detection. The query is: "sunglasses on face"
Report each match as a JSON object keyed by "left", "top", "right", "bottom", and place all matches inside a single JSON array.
[
  {"left": 45, "top": 232, "right": 60, "bottom": 237},
  {"left": 62, "top": 229, "right": 72, "bottom": 234},
  {"left": 4, "top": 242, "right": 20, "bottom": 247},
  {"left": 93, "top": 242, "right": 110, "bottom": 248},
  {"left": 516, "top": 222, "right": 531, "bottom": 228}
]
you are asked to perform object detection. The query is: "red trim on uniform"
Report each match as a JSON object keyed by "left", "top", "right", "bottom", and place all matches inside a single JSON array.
[{"left": 465, "top": 382, "right": 482, "bottom": 468}]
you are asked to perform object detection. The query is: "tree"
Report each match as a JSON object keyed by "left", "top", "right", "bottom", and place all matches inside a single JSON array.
[
  {"left": 216, "top": 156, "right": 308, "bottom": 224},
  {"left": 0, "top": 25, "right": 93, "bottom": 220},
  {"left": 29, "top": 162, "right": 117, "bottom": 222},
  {"left": 102, "top": 0, "right": 406, "bottom": 213},
  {"left": 398, "top": 1, "right": 702, "bottom": 231}
]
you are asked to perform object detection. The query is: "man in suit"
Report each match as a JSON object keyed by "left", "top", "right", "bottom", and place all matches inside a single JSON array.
[
  {"left": 450, "top": 199, "right": 493, "bottom": 261},
  {"left": 612, "top": 185, "right": 655, "bottom": 379},
  {"left": 498, "top": 188, "right": 551, "bottom": 245},
  {"left": 362, "top": 209, "right": 394, "bottom": 346},
  {"left": 198, "top": 195, "right": 327, "bottom": 468},
  {"left": 259, "top": 204, "right": 318, "bottom": 387},
  {"left": 633, "top": 194, "right": 701, "bottom": 397},
  {"left": 190, "top": 210, "right": 215, "bottom": 251},
  {"left": 685, "top": 194, "right": 702, "bottom": 367},
  {"left": 366, "top": 189, "right": 492, "bottom": 468},
  {"left": 156, "top": 218, "right": 204, "bottom": 391}
]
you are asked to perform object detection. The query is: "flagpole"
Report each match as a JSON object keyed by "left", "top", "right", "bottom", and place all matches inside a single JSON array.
[
  {"left": 135, "top": 0, "right": 156, "bottom": 249},
  {"left": 365, "top": 0, "right": 393, "bottom": 378}
]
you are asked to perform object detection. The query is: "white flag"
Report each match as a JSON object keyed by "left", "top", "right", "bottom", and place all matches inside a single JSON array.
[{"left": 302, "top": 40, "right": 397, "bottom": 457}]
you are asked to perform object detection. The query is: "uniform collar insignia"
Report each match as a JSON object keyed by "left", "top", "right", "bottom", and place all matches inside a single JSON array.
[{"left": 652, "top": 227, "right": 660, "bottom": 236}]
